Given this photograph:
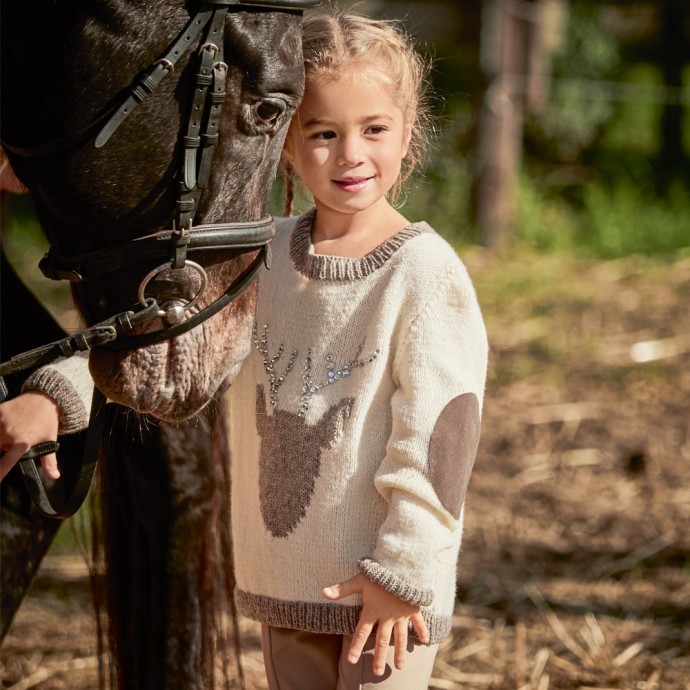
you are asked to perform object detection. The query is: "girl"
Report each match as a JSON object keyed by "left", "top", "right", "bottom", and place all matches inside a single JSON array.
[
  {"left": 0, "top": 12, "right": 488, "bottom": 689},
  {"left": 227, "top": 12, "right": 488, "bottom": 688}
]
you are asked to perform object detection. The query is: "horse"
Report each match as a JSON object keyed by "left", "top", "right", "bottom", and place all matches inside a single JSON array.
[{"left": 0, "top": 1, "right": 319, "bottom": 687}]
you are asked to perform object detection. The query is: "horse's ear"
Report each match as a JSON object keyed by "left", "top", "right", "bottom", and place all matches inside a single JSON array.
[{"left": 256, "top": 384, "right": 267, "bottom": 416}]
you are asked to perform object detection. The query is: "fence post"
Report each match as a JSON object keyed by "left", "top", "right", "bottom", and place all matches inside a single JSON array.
[{"left": 472, "top": 0, "right": 564, "bottom": 249}]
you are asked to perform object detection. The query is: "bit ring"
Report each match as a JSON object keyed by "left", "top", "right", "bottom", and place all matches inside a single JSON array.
[{"left": 138, "top": 260, "right": 208, "bottom": 320}]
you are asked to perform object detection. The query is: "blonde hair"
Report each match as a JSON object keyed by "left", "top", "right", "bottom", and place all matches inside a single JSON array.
[{"left": 283, "top": 12, "right": 433, "bottom": 215}]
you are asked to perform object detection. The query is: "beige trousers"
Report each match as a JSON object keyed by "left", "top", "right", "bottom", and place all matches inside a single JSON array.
[{"left": 261, "top": 625, "right": 439, "bottom": 690}]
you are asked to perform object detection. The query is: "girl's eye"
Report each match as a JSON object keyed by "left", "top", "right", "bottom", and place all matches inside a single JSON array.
[
  {"left": 367, "top": 125, "right": 387, "bottom": 135},
  {"left": 313, "top": 130, "right": 336, "bottom": 140}
]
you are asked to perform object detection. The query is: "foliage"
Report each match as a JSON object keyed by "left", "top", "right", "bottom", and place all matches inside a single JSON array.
[
  {"left": 393, "top": 0, "right": 690, "bottom": 258},
  {"left": 516, "top": 173, "right": 690, "bottom": 258},
  {"left": 525, "top": 1, "right": 621, "bottom": 162}
]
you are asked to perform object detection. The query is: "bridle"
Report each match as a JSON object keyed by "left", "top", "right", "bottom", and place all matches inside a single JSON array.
[
  {"left": 4, "top": 0, "right": 320, "bottom": 349},
  {"left": 0, "top": 0, "right": 320, "bottom": 517}
]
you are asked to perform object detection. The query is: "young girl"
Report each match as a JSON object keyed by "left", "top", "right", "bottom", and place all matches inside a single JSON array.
[
  {"left": 226, "top": 12, "right": 488, "bottom": 688},
  {"left": 0, "top": 12, "right": 488, "bottom": 688}
]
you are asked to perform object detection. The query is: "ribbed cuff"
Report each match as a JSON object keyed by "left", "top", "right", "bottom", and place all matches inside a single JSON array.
[
  {"left": 358, "top": 558, "right": 434, "bottom": 607},
  {"left": 22, "top": 368, "right": 89, "bottom": 435}
]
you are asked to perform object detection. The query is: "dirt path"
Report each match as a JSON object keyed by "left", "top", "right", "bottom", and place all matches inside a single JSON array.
[{"left": 2, "top": 250, "right": 689, "bottom": 689}]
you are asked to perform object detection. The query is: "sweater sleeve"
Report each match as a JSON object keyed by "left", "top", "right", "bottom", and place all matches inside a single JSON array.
[
  {"left": 21, "top": 351, "right": 94, "bottom": 435},
  {"left": 359, "top": 260, "right": 488, "bottom": 606}
]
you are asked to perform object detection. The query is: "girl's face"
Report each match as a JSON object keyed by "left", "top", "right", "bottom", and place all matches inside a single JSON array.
[{"left": 284, "top": 67, "right": 412, "bottom": 224}]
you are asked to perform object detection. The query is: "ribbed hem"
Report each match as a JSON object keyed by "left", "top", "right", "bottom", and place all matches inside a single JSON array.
[
  {"left": 22, "top": 368, "right": 89, "bottom": 435},
  {"left": 235, "top": 588, "right": 453, "bottom": 644},
  {"left": 358, "top": 558, "right": 434, "bottom": 607},
  {"left": 236, "top": 589, "right": 361, "bottom": 635},
  {"left": 289, "top": 209, "right": 432, "bottom": 281}
]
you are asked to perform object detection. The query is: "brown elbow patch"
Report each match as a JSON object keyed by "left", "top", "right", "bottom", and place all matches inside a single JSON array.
[{"left": 428, "top": 393, "right": 481, "bottom": 520}]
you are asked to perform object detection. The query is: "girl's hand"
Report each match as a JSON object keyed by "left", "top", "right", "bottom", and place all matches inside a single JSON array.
[
  {"left": 323, "top": 572, "right": 429, "bottom": 676},
  {"left": 0, "top": 392, "right": 60, "bottom": 482}
]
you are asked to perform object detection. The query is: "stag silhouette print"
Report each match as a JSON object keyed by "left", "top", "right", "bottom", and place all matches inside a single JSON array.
[{"left": 253, "top": 323, "right": 378, "bottom": 537}]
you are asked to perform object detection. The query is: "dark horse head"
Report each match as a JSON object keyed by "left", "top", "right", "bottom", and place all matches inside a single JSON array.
[{"left": 1, "top": 0, "right": 312, "bottom": 422}]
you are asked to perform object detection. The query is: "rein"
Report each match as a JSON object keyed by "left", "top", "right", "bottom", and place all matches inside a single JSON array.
[{"left": 0, "top": 0, "right": 320, "bottom": 518}]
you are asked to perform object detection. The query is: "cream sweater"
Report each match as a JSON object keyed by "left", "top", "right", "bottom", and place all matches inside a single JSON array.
[{"left": 228, "top": 210, "right": 488, "bottom": 643}]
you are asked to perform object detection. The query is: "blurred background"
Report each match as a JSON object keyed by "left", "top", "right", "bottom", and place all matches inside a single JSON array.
[
  {"left": 304, "top": 0, "right": 690, "bottom": 257},
  {"left": 2, "top": 1, "right": 689, "bottom": 688}
]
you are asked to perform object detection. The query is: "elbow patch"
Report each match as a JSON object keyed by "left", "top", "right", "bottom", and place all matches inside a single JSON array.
[{"left": 428, "top": 393, "right": 481, "bottom": 520}]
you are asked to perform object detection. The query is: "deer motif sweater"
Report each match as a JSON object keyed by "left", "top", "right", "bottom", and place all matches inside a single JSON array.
[{"left": 227, "top": 210, "right": 488, "bottom": 644}]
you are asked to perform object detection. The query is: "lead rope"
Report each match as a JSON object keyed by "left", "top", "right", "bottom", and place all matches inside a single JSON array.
[{"left": 16, "top": 389, "right": 106, "bottom": 520}]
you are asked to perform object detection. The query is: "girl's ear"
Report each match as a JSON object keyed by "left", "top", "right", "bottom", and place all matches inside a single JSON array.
[{"left": 402, "top": 122, "right": 413, "bottom": 159}]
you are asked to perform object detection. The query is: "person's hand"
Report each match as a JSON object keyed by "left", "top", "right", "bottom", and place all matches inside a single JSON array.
[
  {"left": 0, "top": 391, "right": 60, "bottom": 482},
  {"left": 323, "top": 572, "right": 429, "bottom": 676}
]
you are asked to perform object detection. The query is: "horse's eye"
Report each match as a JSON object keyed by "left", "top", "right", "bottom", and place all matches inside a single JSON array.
[
  {"left": 240, "top": 97, "right": 293, "bottom": 136},
  {"left": 254, "top": 98, "right": 286, "bottom": 126}
]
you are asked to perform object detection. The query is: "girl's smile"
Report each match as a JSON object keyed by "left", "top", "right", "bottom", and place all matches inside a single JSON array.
[{"left": 332, "top": 176, "right": 373, "bottom": 192}]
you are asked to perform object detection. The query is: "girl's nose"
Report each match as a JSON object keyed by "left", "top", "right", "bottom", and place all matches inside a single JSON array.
[{"left": 337, "top": 136, "right": 363, "bottom": 166}]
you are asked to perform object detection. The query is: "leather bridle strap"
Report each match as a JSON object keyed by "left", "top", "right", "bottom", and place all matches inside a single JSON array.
[
  {"left": 94, "top": 5, "right": 220, "bottom": 149},
  {"left": 39, "top": 216, "right": 275, "bottom": 282},
  {"left": 1, "top": 0, "right": 321, "bottom": 159},
  {"left": 174, "top": 5, "right": 230, "bottom": 261},
  {"left": 0, "top": 243, "right": 269, "bottom": 374},
  {"left": 0, "top": 300, "right": 161, "bottom": 377},
  {"left": 94, "top": 0, "right": 321, "bottom": 151}
]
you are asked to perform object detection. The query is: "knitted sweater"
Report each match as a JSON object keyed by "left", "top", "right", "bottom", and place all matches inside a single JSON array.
[{"left": 228, "top": 210, "right": 488, "bottom": 644}]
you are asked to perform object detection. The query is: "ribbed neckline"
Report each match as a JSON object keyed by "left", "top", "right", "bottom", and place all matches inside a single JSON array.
[{"left": 289, "top": 209, "right": 432, "bottom": 281}]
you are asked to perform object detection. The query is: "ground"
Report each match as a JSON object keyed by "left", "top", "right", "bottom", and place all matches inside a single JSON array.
[{"left": 1, "top": 248, "right": 689, "bottom": 690}]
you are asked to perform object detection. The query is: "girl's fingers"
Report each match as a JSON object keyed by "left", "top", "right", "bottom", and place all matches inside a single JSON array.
[
  {"left": 0, "top": 447, "right": 26, "bottom": 482},
  {"left": 373, "top": 622, "right": 394, "bottom": 676},
  {"left": 347, "top": 620, "right": 373, "bottom": 665},
  {"left": 322, "top": 583, "right": 345, "bottom": 600},
  {"left": 322, "top": 573, "right": 362, "bottom": 601},
  {"left": 393, "top": 620, "right": 409, "bottom": 670},
  {"left": 411, "top": 611, "right": 429, "bottom": 644},
  {"left": 0, "top": 448, "right": 60, "bottom": 483}
]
